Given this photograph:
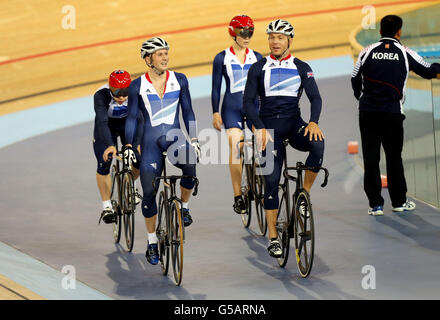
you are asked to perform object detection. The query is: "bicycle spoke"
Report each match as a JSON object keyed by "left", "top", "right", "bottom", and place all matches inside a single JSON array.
[
  {"left": 111, "top": 164, "right": 122, "bottom": 244},
  {"left": 156, "top": 192, "right": 169, "bottom": 276},
  {"left": 294, "top": 190, "right": 314, "bottom": 278}
]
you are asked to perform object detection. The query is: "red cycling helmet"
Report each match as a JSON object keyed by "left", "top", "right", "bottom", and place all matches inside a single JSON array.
[
  {"left": 109, "top": 70, "right": 131, "bottom": 97},
  {"left": 109, "top": 70, "right": 131, "bottom": 89},
  {"left": 228, "top": 15, "right": 254, "bottom": 38}
]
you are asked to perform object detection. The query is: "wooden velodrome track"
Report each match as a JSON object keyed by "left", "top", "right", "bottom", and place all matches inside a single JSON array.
[
  {"left": 1, "top": 0, "right": 438, "bottom": 116},
  {"left": 0, "top": 0, "right": 438, "bottom": 300}
]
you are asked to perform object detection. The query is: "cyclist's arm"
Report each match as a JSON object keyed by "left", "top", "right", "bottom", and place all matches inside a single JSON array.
[
  {"left": 298, "top": 61, "right": 322, "bottom": 124},
  {"left": 94, "top": 90, "right": 114, "bottom": 147},
  {"left": 243, "top": 61, "right": 265, "bottom": 129},
  {"left": 211, "top": 52, "right": 224, "bottom": 114},
  {"left": 125, "top": 81, "right": 140, "bottom": 147},
  {"left": 252, "top": 52, "right": 264, "bottom": 115},
  {"left": 133, "top": 111, "right": 144, "bottom": 147},
  {"left": 178, "top": 73, "right": 198, "bottom": 140},
  {"left": 406, "top": 47, "right": 440, "bottom": 79}
]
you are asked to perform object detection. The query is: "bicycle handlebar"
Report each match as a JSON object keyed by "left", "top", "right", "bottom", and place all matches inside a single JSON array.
[
  {"left": 153, "top": 175, "right": 199, "bottom": 196},
  {"left": 284, "top": 162, "right": 329, "bottom": 188}
]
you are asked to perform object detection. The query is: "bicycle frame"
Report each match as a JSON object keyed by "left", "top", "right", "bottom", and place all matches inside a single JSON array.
[
  {"left": 153, "top": 152, "right": 199, "bottom": 286},
  {"left": 281, "top": 142, "right": 329, "bottom": 235}
]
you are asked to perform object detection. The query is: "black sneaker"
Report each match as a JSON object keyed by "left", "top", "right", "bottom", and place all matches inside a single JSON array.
[
  {"left": 146, "top": 243, "right": 159, "bottom": 265},
  {"left": 182, "top": 208, "right": 193, "bottom": 227},
  {"left": 267, "top": 239, "right": 282, "bottom": 258},
  {"left": 233, "top": 196, "right": 247, "bottom": 214},
  {"left": 99, "top": 208, "right": 115, "bottom": 224}
]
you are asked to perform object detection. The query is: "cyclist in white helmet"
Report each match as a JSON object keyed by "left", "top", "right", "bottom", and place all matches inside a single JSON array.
[
  {"left": 243, "top": 19, "right": 325, "bottom": 258},
  {"left": 124, "top": 37, "right": 200, "bottom": 265}
]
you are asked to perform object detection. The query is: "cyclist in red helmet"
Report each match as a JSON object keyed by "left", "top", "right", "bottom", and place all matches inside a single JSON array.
[
  {"left": 93, "top": 70, "right": 143, "bottom": 224},
  {"left": 211, "top": 15, "right": 262, "bottom": 215}
]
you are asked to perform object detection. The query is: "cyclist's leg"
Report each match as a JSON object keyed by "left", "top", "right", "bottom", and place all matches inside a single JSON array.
[
  {"left": 223, "top": 106, "right": 245, "bottom": 195},
  {"left": 166, "top": 136, "right": 197, "bottom": 226},
  {"left": 94, "top": 124, "right": 119, "bottom": 207},
  {"left": 93, "top": 139, "right": 113, "bottom": 202},
  {"left": 288, "top": 116, "right": 325, "bottom": 192},
  {"left": 139, "top": 143, "right": 163, "bottom": 234},
  {"left": 261, "top": 118, "right": 287, "bottom": 240}
]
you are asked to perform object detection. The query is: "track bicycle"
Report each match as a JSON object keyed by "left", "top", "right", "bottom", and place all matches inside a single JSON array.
[
  {"left": 238, "top": 136, "right": 267, "bottom": 236},
  {"left": 107, "top": 142, "right": 139, "bottom": 252},
  {"left": 276, "top": 140, "right": 329, "bottom": 278},
  {"left": 153, "top": 152, "right": 199, "bottom": 286}
]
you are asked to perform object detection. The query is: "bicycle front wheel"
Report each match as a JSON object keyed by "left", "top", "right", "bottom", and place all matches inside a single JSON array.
[
  {"left": 156, "top": 191, "right": 170, "bottom": 276},
  {"left": 170, "top": 200, "right": 184, "bottom": 286},
  {"left": 110, "top": 164, "right": 122, "bottom": 244},
  {"left": 276, "top": 189, "right": 290, "bottom": 268},
  {"left": 254, "top": 164, "right": 267, "bottom": 236},
  {"left": 240, "top": 163, "right": 252, "bottom": 228},
  {"left": 122, "top": 172, "right": 135, "bottom": 252},
  {"left": 293, "top": 189, "right": 315, "bottom": 278}
]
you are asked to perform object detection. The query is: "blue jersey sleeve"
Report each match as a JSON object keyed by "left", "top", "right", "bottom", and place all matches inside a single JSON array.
[
  {"left": 243, "top": 60, "right": 265, "bottom": 129},
  {"left": 133, "top": 111, "right": 144, "bottom": 147},
  {"left": 255, "top": 51, "right": 263, "bottom": 61},
  {"left": 93, "top": 89, "right": 114, "bottom": 147},
  {"left": 125, "top": 80, "right": 140, "bottom": 146},
  {"left": 177, "top": 73, "right": 197, "bottom": 140},
  {"left": 211, "top": 52, "right": 225, "bottom": 114},
  {"left": 297, "top": 59, "right": 322, "bottom": 124}
]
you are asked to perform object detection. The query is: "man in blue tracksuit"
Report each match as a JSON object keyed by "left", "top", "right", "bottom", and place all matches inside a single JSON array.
[
  {"left": 351, "top": 15, "right": 440, "bottom": 216},
  {"left": 243, "top": 19, "right": 325, "bottom": 258},
  {"left": 93, "top": 70, "right": 143, "bottom": 224},
  {"left": 124, "top": 37, "right": 200, "bottom": 265}
]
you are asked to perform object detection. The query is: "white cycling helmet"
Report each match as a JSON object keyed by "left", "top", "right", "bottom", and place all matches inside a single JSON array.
[
  {"left": 140, "top": 37, "right": 169, "bottom": 59},
  {"left": 266, "top": 19, "right": 295, "bottom": 38}
]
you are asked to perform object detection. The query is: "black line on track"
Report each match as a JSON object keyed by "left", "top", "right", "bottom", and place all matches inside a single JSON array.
[{"left": 0, "top": 282, "right": 30, "bottom": 300}]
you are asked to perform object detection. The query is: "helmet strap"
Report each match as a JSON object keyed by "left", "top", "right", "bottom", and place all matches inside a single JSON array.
[
  {"left": 146, "top": 58, "right": 165, "bottom": 76},
  {"left": 274, "top": 36, "right": 291, "bottom": 60}
]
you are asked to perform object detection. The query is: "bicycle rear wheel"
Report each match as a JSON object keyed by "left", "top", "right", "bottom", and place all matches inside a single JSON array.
[
  {"left": 156, "top": 191, "right": 170, "bottom": 276},
  {"left": 276, "top": 188, "right": 290, "bottom": 268},
  {"left": 110, "top": 164, "right": 122, "bottom": 243},
  {"left": 122, "top": 172, "right": 136, "bottom": 252},
  {"left": 293, "top": 189, "right": 315, "bottom": 278},
  {"left": 254, "top": 164, "right": 267, "bottom": 236},
  {"left": 240, "top": 162, "right": 252, "bottom": 228},
  {"left": 170, "top": 200, "right": 184, "bottom": 286}
]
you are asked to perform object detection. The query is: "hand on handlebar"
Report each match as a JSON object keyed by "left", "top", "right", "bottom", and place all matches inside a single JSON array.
[
  {"left": 122, "top": 145, "right": 137, "bottom": 168},
  {"left": 255, "top": 128, "right": 273, "bottom": 152},
  {"left": 103, "top": 146, "right": 117, "bottom": 162}
]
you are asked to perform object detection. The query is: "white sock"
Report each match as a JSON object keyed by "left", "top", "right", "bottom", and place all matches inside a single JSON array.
[
  {"left": 148, "top": 232, "right": 158, "bottom": 244},
  {"left": 181, "top": 202, "right": 189, "bottom": 209},
  {"left": 102, "top": 200, "right": 112, "bottom": 210}
]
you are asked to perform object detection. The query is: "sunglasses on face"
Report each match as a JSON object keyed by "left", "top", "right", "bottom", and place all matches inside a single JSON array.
[
  {"left": 110, "top": 87, "right": 129, "bottom": 98},
  {"left": 234, "top": 27, "right": 254, "bottom": 38}
]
